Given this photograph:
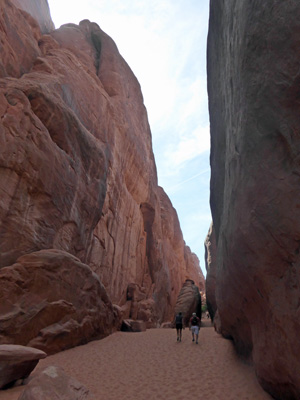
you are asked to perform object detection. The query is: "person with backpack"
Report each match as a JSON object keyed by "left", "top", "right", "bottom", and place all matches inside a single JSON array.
[
  {"left": 189, "top": 312, "right": 200, "bottom": 344},
  {"left": 175, "top": 312, "right": 183, "bottom": 342}
]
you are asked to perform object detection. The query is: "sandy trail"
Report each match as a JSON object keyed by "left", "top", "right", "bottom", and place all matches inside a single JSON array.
[{"left": 0, "top": 320, "right": 272, "bottom": 400}]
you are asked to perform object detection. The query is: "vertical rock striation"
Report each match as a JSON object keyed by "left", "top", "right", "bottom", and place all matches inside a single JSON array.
[
  {"left": 207, "top": 1, "right": 300, "bottom": 398},
  {"left": 0, "top": 0, "right": 204, "bottom": 352},
  {"left": 204, "top": 223, "right": 217, "bottom": 320}
]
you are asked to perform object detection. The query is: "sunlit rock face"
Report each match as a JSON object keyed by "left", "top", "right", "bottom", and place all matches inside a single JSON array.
[
  {"left": 0, "top": 250, "right": 117, "bottom": 355},
  {"left": 174, "top": 279, "right": 202, "bottom": 326},
  {"left": 207, "top": 1, "right": 300, "bottom": 398},
  {"left": 19, "top": 365, "right": 90, "bottom": 400},
  {"left": 0, "top": 0, "right": 204, "bottom": 352}
]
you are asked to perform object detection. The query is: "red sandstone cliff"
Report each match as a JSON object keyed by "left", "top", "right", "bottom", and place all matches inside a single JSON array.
[
  {"left": 207, "top": 1, "right": 300, "bottom": 399},
  {"left": 0, "top": 0, "right": 204, "bottom": 353},
  {"left": 11, "top": 0, "right": 54, "bottom": 33}
]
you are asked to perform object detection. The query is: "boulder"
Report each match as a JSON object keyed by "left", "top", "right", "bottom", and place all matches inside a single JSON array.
[
  {"left": 174, "top": 279, "right": 202, "bottom": 326},
  {"left": 118, "top": 302, "right": 131, "bottom": 320},
  {"left": 0, "top": 250, "right": 117, "bottom": 354},
  {"left": 18, "top": 366, "right": 90, "bottom": 399},
  {"left": 121, "top": 320, "right": 146, "bottom": 332},
  {"left": 0, "top": 344, "right": 46, "bottom": 389}
]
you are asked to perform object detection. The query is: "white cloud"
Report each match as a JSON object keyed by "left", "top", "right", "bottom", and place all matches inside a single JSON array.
[
  {"left": 163, "top": 125, "right": 210, "bottom": 172},
  {"left": 181, "top": 211, "right": 212, "bottom": 271},
  {"left": 180, "top": 77, "right": 208, "bottom": 121},
  {"left": 165, "top": 169, "right": 210, "bottom": 193}
]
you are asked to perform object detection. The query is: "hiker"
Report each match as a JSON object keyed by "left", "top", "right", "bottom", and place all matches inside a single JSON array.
[
  {"left": 189, "top": 312, "right": 200, "bottom": 344},
  {"left": 175, "top": 312, "right": 183, "bottom": 342}
]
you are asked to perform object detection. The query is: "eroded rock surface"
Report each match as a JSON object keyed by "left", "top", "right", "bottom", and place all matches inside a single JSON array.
[
  {"left": 174, "top": 279, "right": 202, "bottom": 326},
  {"left": 11, "top": 0, "right": 54, "bottom": 33},
  {"left": 0, "top": 0, "right": 204, "bottom": 353},
  {"left": 207, "top": 1, "right": 300, "bottom": 398},
  {"left": 0, "top": 344, "right": 46, "bottom": 389},
  {"left": 121, "top": 319, "right": 146, "bottom": 333},
  {"left": 19, "top": 366, "right": 90, "bottom": 400},
  {"left": 0, "top": 250, "right": 116, "bottom": 354}
]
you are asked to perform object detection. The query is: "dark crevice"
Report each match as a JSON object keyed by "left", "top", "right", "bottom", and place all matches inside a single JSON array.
[{"left": 90, "top": 30, "right": 102, "bottom": 75}]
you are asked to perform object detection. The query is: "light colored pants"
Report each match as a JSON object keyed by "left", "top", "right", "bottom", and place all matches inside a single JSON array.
[{"left": 191, "top": 326, "right": 199, "bottom": 335}]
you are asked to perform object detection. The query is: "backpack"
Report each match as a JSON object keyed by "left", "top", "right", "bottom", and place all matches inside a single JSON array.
[
  {"left": 175, "top": 314, "right": 182, "bottom": 324},
  {"left": 191, "top": 316, "right": 198, "bottom": 326}
]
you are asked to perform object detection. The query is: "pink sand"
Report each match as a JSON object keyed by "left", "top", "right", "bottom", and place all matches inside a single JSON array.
[{"left": 0, "top": 321, "right": 272, "bottom": 399}]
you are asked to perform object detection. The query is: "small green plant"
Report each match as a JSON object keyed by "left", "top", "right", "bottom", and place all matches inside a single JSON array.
[{"left": 201, "top": 303, "right": 207, "bottom": 313}]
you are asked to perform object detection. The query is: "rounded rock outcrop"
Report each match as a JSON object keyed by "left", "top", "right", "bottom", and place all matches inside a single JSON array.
[{"left": 174, "top": 279, "right": 202, "bottom": 326}]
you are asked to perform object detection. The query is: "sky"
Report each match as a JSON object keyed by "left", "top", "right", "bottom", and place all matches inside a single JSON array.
[{"left": 47, "top": 0, "right": 211, "bottom": 274}]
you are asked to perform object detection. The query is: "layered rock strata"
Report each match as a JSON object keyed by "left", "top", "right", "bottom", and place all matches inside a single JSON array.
[
  {"left": 207, "top": 1, "right": 300, "bottom": 398},
  {"left": 0, "top": 0, "right": 204, "bottom": 352}
]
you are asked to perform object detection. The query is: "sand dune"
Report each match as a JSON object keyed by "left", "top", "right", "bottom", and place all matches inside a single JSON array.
[{"left": 0, "top": 321, "right": 272, "bottom": 399}]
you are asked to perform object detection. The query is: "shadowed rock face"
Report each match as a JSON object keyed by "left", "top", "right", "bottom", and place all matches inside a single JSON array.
[
  {"left": 207, "top": 1, "right": 300, "bottom": 398},
  {"left": 0, "top": 0, "right": 204, "bottom": 352},
  {"left": 0, "top": 345, "right": 46, "bottom": 389},
  {"left": 204, "top": 223, "right": 217, "bottom": 320}
]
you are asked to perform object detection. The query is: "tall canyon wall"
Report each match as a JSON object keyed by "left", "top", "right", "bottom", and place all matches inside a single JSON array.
[
  {"left": 204, "top": 223, "right": 216, "bottom": 320},
  {"left": 0, "top": 0, "right": 204, "bottom": 354},
  {"left": 207, "top": 1, "right": 300, "bottom": 399}
]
